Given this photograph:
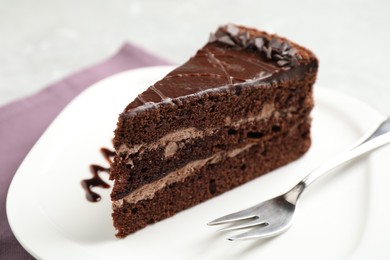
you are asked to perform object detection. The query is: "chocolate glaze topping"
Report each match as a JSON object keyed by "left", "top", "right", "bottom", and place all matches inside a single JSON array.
[
  {"left": 124, "top": 24, "right": 315, "bottom": 115},
  {"left": 81, "top": 148, "right": 115, "bottom": 202}
]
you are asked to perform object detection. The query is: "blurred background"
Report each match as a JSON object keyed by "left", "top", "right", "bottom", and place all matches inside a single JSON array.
[{"left": 1, "top": 0, "right": 389, "bottom": 113}]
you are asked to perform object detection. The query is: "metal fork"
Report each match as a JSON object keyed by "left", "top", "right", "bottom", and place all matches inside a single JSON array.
[{"left": 208, "top": 117, "right": 390, "bottom": 241}]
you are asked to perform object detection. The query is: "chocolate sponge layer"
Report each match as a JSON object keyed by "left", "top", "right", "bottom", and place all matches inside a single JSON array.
[{"left": 112, "top": 120, "right": 311, "bottom": 238}]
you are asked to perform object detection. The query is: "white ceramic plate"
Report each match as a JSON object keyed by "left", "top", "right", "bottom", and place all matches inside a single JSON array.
[{"left": 7, "top": 66, "right": 390, "bottom": 259}]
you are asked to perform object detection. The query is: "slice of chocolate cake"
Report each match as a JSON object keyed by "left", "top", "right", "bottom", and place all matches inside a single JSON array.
[{"left": 110, "top": 24, "right": 318, "bottom": 238}]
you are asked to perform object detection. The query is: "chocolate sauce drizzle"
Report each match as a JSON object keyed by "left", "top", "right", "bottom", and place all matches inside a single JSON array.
[
  {"left": 208, "top": 24, "right": 301, "bottom": 69},
  {"left": 81, "top": 148, "right": 116, "bottom": 202}
]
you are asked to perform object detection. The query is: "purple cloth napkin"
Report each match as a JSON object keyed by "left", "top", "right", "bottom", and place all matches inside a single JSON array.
[{"left": 0, "top": 43, "right": 169, "bottom": 259}]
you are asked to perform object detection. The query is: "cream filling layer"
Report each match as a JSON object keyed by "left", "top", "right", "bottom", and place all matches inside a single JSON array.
[
  {"left": 118, "top": 102, "right": 279, "bottom": 163},
  {"left": 118, "top": 127, "right": 214, "bottom": 164},
  {"left": 112, "top": 143, "right": 255, "bottom": 209}
]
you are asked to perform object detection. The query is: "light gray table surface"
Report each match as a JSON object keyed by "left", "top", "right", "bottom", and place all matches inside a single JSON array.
[{"left": 1, "top": 0, "right": 389, "bottom": 115}]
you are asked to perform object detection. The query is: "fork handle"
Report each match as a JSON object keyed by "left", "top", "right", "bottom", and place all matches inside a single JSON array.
[{"left": 297, "top": 118, "right": 390, "bottom": 197}]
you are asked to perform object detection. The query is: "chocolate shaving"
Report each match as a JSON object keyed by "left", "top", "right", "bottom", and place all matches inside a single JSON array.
[
  {"left": 226, "top": 24, "right": 240, "bottom": 36},
  {"left": 288, "top": 48, "right": 298, "bottom": 56},
  {"left": 208, "top": 33, "right": 217, "bottom": 43},
  {"left": 269, "top": 38, "right": 283, "bottom": 52},
  {"left": 217, "top": 35, "right": 236, "bottom": 46},
  {"left": 274, "top": 54, "right": 284, "bottom": 60},
  {"left": 208, "top": 24, "right": 301, "bottom": 68},
  {"left": 281, "top": 42, "right": 291, "bottom": 52},
  {"left": 277, "top": 60, "right": 289, "bottom": 66},
  {"left": 253, "top": 37, "right": 265, "bottom": 49},
  {"left": 262, "top": 46, "right": 273, "bottom": 59},
  {"left": 237, "top": 32, "right": 250, "bottom": 47}
]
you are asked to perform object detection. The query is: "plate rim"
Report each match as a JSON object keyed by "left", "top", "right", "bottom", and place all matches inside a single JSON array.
[{"left": 6, "top": 65, "right": 387, "bottom": 259}]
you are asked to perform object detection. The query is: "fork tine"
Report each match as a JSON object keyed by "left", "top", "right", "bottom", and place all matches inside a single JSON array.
[
  {"left": 228, "top": 222, "right": 288, "bottom": 241},
  {"left": 207, "top": 207, "right": 256, "bottom": 226},
  {"left": 218, "top": 218, "right": 266, "bottom": 232}
]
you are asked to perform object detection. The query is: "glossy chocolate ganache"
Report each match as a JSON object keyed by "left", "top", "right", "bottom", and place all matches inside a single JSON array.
[{"left": 124, "top": 24, "right": 311, "bottom": 114}]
